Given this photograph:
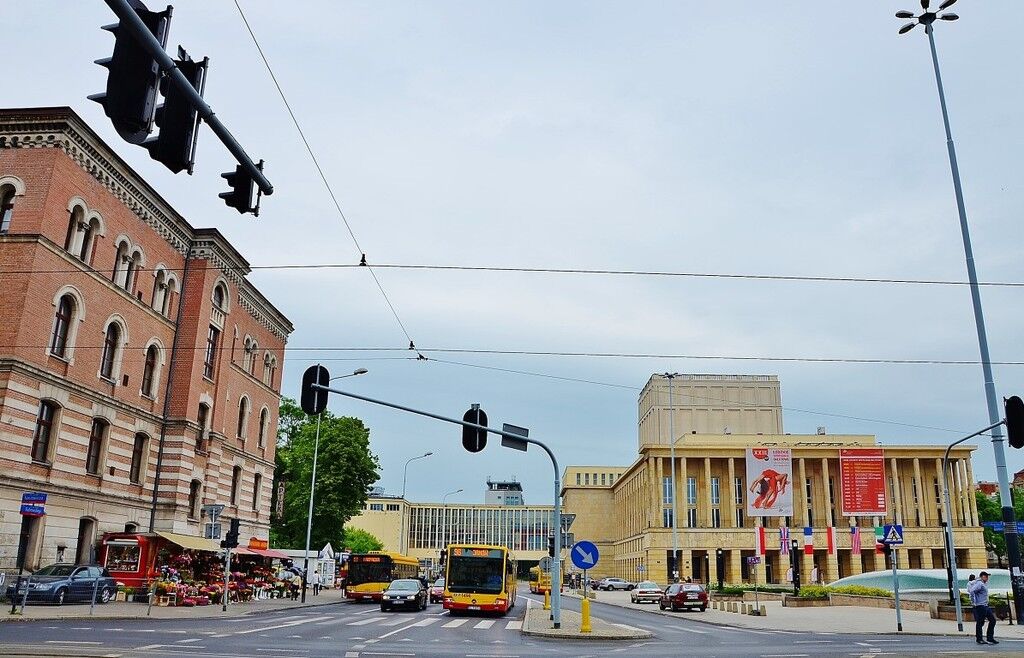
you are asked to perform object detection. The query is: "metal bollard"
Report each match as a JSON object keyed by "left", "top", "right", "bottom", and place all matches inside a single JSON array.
[
  {"left": 90, "top": 577, "right": 99, "bottom": 616},
  {"left": 581, "top": 595, "right": 592, "bottom": 633},
  {"left": 543, "top": 589, "right": 550, "bottom": 611}
]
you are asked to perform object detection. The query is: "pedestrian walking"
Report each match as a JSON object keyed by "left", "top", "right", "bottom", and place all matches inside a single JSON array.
[
  {"left": 312, "top": 568, "right": 321, "bottom": 596},
  {"left": 967, "top": 571, "right": 998, "bottom": 645}
]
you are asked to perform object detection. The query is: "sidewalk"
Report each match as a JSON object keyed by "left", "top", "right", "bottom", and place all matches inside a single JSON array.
[
  {"left": 521, "top": 599, "right": 651, "bottom": 640},
  {"left": 572, "top": 589, "right": 1024, "bottom": 638},
  {"left": 1, "top": 588, "right": 348, "bottom": 622}
]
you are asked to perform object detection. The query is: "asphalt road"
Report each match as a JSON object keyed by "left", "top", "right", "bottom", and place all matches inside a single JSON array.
[{"left": 0, "top": 585, "right": 1021, "bottom": 657}]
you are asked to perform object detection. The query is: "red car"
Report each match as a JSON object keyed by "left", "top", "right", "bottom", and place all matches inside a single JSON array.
[
  {"left": 659, "top": 583, "right": 708, "bottom": 612},
  {"left": 429, "top": 577, "right": 445, "bottom": 604}
]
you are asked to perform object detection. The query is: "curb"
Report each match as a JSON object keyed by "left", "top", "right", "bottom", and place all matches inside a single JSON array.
[
  {"left": 519, "top": 604, "right": 652, "bottom": 641},
  {"left": 0, "top": 599, "right": 346, "bottom": 623}
]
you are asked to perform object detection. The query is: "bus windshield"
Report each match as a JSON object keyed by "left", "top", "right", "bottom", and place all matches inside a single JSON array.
[
  {"left": 447, "top": 555, "right": 505, "bottom": 594},
  {"left": 348, "top": 558, "right": 390, "bottom": 586}
]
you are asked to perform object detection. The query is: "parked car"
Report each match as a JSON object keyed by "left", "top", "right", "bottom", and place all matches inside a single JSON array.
[
  {"left": 429, "top": 577, "right": 445, "bottom": 604},
  {"left": 5, "top": 564, "right": 116, "bottom": 606},
  {"left": 659, "top": 583, "right": 708, "bottom": 612},
  {"left": 630, "top": 580, "right": 663, "bottom": 604},
  {"left": 597, "top": 577, "right": 635, "bottom": 591},
  {"left": 380, "top": 578, "right": 427, "bottom": 612}
]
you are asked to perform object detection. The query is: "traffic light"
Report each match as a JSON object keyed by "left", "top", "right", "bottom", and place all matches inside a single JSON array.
[
  {"left": 144, "top": 48, "right": 206, "bottom": 173},
  {"left": 300, "top": 365, "right": 330, "bottom": 415},
  {"left": 221, "top": 517, "right": 240, "bottom": 549},
  {"left": 1006, "top": 396, "right": 1024, "bottom": 450},
  {"left": 89, "top": 0, "right": 171, "bottom": 144},
  {"left": 462, "top": 405, "right": 488, "bottom": 453},
  {"left": 547, "top": 535, "right": 555, "bottom": 557},
  {"left": 219, "top": 162, "right": 261, "bottom": 215}
]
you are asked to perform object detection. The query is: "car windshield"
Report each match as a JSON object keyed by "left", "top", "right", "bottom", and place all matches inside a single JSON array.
[
  {"left": 638, "top": 581, "right": 658, "bottom": 589},
  {"left": 433, "top": 578, "right": 445, "bottom": 587},
  {"left": 682, "top": 584, "right": 703, "bottom": 592},
  {"left": 33, "top": 564, "right": 77, "bottom": 577},
  {"left": 389, "top": 580, "right": 420, "bottom": 591}
]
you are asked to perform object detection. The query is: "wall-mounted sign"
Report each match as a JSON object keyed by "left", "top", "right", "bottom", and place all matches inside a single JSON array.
[{"left": 839, "top": 448, "right": 886, "bottom": 516}]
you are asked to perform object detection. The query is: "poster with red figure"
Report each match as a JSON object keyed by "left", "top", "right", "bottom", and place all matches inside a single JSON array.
[
  {"left": 746, "top": 448, "right": 793, "bottom": 516},
  {"left": 839, "top": 448, "right": 887, "bottom": 516}
]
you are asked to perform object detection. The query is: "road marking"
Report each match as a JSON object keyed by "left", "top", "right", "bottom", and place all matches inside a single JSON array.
[
  {"left": 412, "top": 618, "right": 439, "bottom": 627},
  {"left": 612, "top": 622, "right": 647, "bottom": 632},
  {"left": 176, "top": 638, "right": 203, "bottom": 644},
  {"left": 505, "top": 620, "right": 523, "bottom": 630},
  {"left": 258, "top": 650, "right": 309, "bottom": 653},
  {"left": 344, "top": 653, "right": 359, "bottom": 658},
  {"left": 233, "top": 615, "right": 334, "bottom": 635},
  {"left": 380, "top": 617, "right": 409, "bottom": 626},
  {"left": 70, "top": 627, "right": 92, "bottom": 630},
  {"left": 443, "top": 619, "right": 469, "bottom": 628},
  {"left": 348, "top": 616, "right": 387, "bottom": 626},
  {"left": 377, "top": 622, "right": 422, "bottom": 640},
  {"left": 133, "top": 645, "right": 164, "bottom": 651},
  {"left": 794, "top": 640, "right": 833, "bottom": 644},
  {"left": 44, "top": 641, "right": 103, "bottom": 645},
  {"left": 103, "top": 628, "right": 124, "bottom": 631},
  {"left": 363, "top": 654, "right": 413, "bottom": 657},
  {"left": 760, "top": 655, "right": 809, "bottom": 657},
  {"left": 474, "top": 619, "right": 495, "bottom": 629},
  {"left": 937, "top": 653, "right": 984, "bottom": 655}
]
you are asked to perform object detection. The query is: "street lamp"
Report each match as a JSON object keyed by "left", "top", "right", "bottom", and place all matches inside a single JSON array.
[
  {"left": 440, "top": 488, "right": 463, "bottom": 565},
  {"left": 790, "top": 538, "right": 801, "bottom": 597},
  {"left": 399, "top": 452, "right": 433, "bottom": 554},
  {"left": 896, "top": 0, "right": 1024, "bottom": 618},
  {"left": 663, "top": 373, "right": 682, "bottom": 583},
  {"left": 302, "top": 367, "right": 368, "bottom": 602}
]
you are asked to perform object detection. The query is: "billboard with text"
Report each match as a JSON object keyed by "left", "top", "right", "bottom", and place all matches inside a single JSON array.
[
  {"left": 840, "top": 448, "right": 887, "bottom": 516},
  {"left": 746, "top": 448, "right": 793, "bottom": 517}
]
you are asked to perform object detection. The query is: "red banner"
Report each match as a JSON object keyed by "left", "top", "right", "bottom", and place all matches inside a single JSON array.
[{"left": 839, "top": 448, "right": 887, "bottom": 516}]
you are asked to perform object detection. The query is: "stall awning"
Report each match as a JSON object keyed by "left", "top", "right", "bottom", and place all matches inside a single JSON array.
[
  {"left": 155, "top": 531, "right": 221, "bottom": 552},
  {"left": 234, "top": 547, "right": 289, "bottom": 559}
]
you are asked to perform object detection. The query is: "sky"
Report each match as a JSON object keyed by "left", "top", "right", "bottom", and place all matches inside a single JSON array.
[{"left": 6, "top": 1, "right": 1024, "bottom": 507}]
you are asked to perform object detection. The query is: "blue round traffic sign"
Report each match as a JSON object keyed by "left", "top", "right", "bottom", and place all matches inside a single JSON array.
[{"left": 571, "top": 540, "right": 599, "bottom": 570}]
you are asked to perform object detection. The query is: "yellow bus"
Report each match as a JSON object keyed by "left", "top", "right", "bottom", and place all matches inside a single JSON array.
[
  {"left": 528, "top": 566, "right": 553, "bottom": 594},
  {"left": 346, "top": 551, "right": 419, "bottom": 602},
  {"left": 442, "top": 544, "right": 517, "bottom": 615}
]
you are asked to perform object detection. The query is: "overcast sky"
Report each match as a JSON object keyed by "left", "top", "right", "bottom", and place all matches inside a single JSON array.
[{"left": 7, "top": 1, "right": 1024, "bottom": 507}]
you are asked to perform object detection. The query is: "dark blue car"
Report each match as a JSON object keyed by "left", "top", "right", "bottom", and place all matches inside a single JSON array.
[{"left": 5, "top": 564, "right": 116, "bottom": 606}]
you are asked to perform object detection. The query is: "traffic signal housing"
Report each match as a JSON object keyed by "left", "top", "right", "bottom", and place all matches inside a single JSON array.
[
  {"left": 1006, "top": 396, "right": 1024, "bottom": 450},
  {"left": 462, "top": 405, "right": 488, "bottom": 453},
  {"left": 144, "top": 48, "right": 206, "bottom": 173},
  {"left": 221, "top": 517, "right": 240, "bottom": 549},
  {"left": 89, "top": 0, "right": 171, "bottom": 144},
  {"left": 547, "top": 535, "right": 555, "bottom": 557},
  {"left": 219, "top": 162, "right": 261, "bottom": 215},
  {"left": 300, "top": 365, "right": 330, "bottom": 415}
]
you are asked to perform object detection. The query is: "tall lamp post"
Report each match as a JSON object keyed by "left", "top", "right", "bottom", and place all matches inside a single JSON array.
[
  {"left": 302, "top": 367, "right": 368, "bottom": 603},
  {"left": 440, "top": 488, "right": 463, "bottom": 567},
  {"left": 896, "top": 0, "right": 1024, "bottom": 619},
  {"left": 400, "top": 452, "right": 433, "bottom": 554},
  {"left": 663, "top": 373, "right": 682, "bottom": 582}
]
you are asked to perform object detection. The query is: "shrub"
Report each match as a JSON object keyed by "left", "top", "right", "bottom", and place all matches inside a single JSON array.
[
  {"left": 797, "top": 585, "right": 830, "bottom": 599},
  {"left": 717, "top": 586, "right": 745, "bottom": 597},
  {"left": 828, "top": 585, "right": 892, "bottom": 598}
]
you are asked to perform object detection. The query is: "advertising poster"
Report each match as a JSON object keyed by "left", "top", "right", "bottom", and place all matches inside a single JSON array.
[
  {"left": 839, "top": 448, "right": 886, "bottom": 516},
  {"left": 746, "top": 448, "right": 793, "bottom": 516}
]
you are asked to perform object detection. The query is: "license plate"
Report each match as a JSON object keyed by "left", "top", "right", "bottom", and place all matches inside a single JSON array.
[
  {"left": 468, "top": 605, "right": 480, "bottom": 610},
  {"left": 687, "top": 594, "right": 698, "bottom": 599}
]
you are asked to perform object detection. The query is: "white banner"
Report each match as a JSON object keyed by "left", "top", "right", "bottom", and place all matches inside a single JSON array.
[{"left": 746, "top": 448, "right": 793, "bottom": 517}]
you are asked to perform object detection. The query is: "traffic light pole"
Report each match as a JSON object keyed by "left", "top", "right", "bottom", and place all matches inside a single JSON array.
[
  {"left": 102, "top": 0, "right": 273, "bottom": 196},
  {"left": 222, "top": 546, "right": 231, "bottom": 612},
  {"left": 311, "top": 382, "right": 564, "bottom": 629}
]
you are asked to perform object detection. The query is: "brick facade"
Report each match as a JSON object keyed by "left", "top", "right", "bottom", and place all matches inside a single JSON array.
[{"left": 0, "top": 107, "right": 293, "bottom": 570}]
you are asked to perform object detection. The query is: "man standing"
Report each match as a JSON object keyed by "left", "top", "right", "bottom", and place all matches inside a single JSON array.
[{"left": 968, "top": 571, "right": 998, "bottom": 645}]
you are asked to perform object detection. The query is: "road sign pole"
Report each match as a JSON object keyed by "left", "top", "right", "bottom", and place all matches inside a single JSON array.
[
  {"left": 892, "top": 548, "right": 903, "bottom": 632},
  {"left": 754, "top": 564, "right": 759, "bottom": 612}
]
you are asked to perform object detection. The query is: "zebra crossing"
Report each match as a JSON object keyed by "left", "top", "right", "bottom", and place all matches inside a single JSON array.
[{"left": 339, "top": 614, "right": 524, "bottom": 632}]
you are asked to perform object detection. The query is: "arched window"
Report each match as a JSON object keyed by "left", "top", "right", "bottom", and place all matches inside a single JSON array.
[
  {"left": 242, "top": 337, "right": 252, "bottom": 371},
  {"left": 141, "top": 344, "right": 158, "bottom": 397},
  {"left": 196, "top": 402, "right": 211, "bottom": 452},
  {"left": 152, "top": 269, "right": 167, "bottom": 312},
  {"left": 189, "top": 480, "right": 202, "bottom": 519},
  {"left": 237, "top": 396, "right": 249, "bottom": 438},
  {"left": 213, "top": 284, "right": 226, "bottom": 311},
  {"left": 0, "top": 185, "right": 15, "bottom": 233},
  {"left": 124, "top": 249, "right": 142, "bottom": 293},
  {"left": 64, "top": 206, "right": 81, "bottom": 251},
  {"left": 257, "top": 407, "right": 268, "bottom": 448},
  {"left": 31, "top": 400, "right": 59, "bottom": 463},
  {"left": 163, "top": 277, "right": 177, "bottom": 317},
  {"left": 249, "top": 341, "right": 259, "bottom": 376},
  {"left": 78, "top": 216, "right": 100, "bottom": 263},
  {"left": 252, "top": 472, "right": 262, "bottom": 512},
  {"left": 100, "top": 323, "right": 120, "bottom": 380},
  {"left": 113, "top": 240, "right": 130, "bottom": 288},
  {"left": 129, "top": 433, "right": 147, "bottom": 484},
  {"left": 50, "top": 295, "right": 75, "bottom": 358},
  {"left": 230, "top": 466, "right": 242, "bottom": 505},
  {"left": 263, "top": 353, "right": 272, "bottom": 385},
  {"left": 85, "top": 418, "right": 108, "bottom": 476}
]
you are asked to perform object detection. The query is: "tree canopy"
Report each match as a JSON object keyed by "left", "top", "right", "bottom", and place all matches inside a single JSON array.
[
  {"left": 271, "top": 398, "right": 380, "bottom": 550},
  {"left": 975, "top": 489, "right": 1024, "bottom": 568},
  {"left": 343, "top": 527, "right": 384, "bottom": 554}
]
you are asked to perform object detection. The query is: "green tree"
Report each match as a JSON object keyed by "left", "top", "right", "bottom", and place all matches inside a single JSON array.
[
  {"left": 271, "top": 398, "right": 380, "bottom": 550},
  {"left": 975, "top": 489, "right": 1024, "bottom": 568},
  {"left": 343, "top": 528, "right": 384, "bottom": 554}
]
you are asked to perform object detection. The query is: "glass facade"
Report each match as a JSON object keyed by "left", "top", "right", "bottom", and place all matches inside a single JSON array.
[{"left": 408, "top": 505, "right": 556, "bottom": 551}]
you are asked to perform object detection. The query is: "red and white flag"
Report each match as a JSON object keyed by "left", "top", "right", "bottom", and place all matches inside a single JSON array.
[
  {"left": 851, "top": 526, "right": 861, "bottom": 554},
  {"left": 826, "top": 527, "right": 837, "bottom": 556},
  {"left": 755, "top": 527, "right": 767, "bottom": 555},
  {"left": 779, "top": 526, "right": 790, "bottom": 552},
  {"left": 803, "top": 527, "right": 814, "bottom": 555}
]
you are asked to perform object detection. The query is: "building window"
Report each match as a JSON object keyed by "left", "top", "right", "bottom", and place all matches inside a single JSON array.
[
  {"left": 711, "top": 476, "right": 720, "bottom": 506},
  {"left": 734, "top": 477, "right": 744, "bottom": 506},
  {"left": 735, "top": 508, "right": 745, "bottom": 527},
  {"left": 585, "top": 473, "right": 590, "bottom": 486},
  {"left": 252, "top": 473, "right": 262, "bottom": 512},
  {"left": 152, "top": 269, "right": 175, "bottom": 317},
  {"left": 687, "top": 508, "right": 698, "bottom": 527},
  {"left": 237, "top": 396, "right": 249, "bottom": 438},
  {"left": 85, "top": 418, "right": 107, "bottom": 475},
  {"left": 230, "top": 466, "right": 242, "bottom": 505},
  {"left": 0, "top": 185, "right": 14, "bottom": 233},
  {"left": 204, "top": 325, "right": 220, "bottom": 379},
  {"left": 370, "top": 503, "right": 383, "bottom": 511},
  {"left": 113, "top": 241, "right": 129, "bottom": 288},
  {"left": 263, "top": 353, "right": 273, "bottom": 385},
  {"left": 100, "top": 323, "right": 120, "bottom": 380},
  {"left": 197, "top": 402, "right": 210, "bottom": 452},
  {"left": 711, "top": 507, "right": 721, "bottom": 528},
  {"left": 387, "top": 504, "right": 400, "bottom": 512},
  {"left": 601, "top": 473, "right": 606, "bottom": 486},
  {"left": 141, "top": 344, "right": 158, "bottom": 397},
  {"left": 805, "top": 478, "right": 814, "bottom": 527},
  {"left": 687, "top": 477, "right": 697, "bottom": 505},
  {"left": 129, "top": 433, "right": 147, "bottom": 484},
  {"left": 662, "top": 508, "right": 674, "bottom": 528},
  {"left": 50, "top": 295, "right": 75, "bottom": 358},
  {"left": 189, "top": 480, "right": 202, "bottom": 519},
  {"left": 213, "top": 284, "right": 226, "bottom": 311},
  {"left": 249, "top": 342, "right": 259, "bottom": 376},
  {"left": 662, "top": 476, "right": 673, "bottom": 505},
  {"left": 257, "top": 407, "right": 268, "bottom": 448},
  {"left": 31, "top": 401, "right": 58, "bottom": 463},
  {"left": 576, "top": 473, "right": 581, "bottom": 485}
]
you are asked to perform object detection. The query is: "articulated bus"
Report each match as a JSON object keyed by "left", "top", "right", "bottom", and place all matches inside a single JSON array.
[
  {"left": 346, "top": 551, "right": 419, "bottom": 602},
  {"left": 442, "top": 544, "right": 517, "bottom": 615},
  {"left": 528, "top": 566, "right": 553, "bottom": 594}
]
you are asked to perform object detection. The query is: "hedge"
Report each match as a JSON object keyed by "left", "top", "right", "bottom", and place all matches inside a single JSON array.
[{"left": 797, "top": 584, "right": 893, "bottom": 599}]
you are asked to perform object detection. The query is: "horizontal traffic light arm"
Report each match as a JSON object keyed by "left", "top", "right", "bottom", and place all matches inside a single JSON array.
[{"left": 104, "top": 0, "right": 273, "bottom": 196}]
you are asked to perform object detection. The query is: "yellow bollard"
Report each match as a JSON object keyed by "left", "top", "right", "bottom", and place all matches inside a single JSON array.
[
  {"left": 544, "top": 589, "right": 551, "bottom": 611},
  {"left": 581, "top": 595, "right": 592, "bottom": 633}
]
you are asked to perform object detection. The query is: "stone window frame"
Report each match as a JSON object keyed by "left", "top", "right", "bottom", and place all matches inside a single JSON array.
[
  {"left": 31, "top": 399, "right": 61, "bottom": 464},
  {"left": 0, "top": 175, "right": 26, "bottom": 234},
  {"left": 140, "top": 338, "right": 165, "bottom": 399},
  {"left": 97, "top": 314, "right": 130, "bottom": 383},
  {"left": 64, "top": 197, "right": 106, "bottom": 265},
  {"left": 48, "top": 286, "right": 86, "bottom": 363},
  {"left": 85, "top": 417, "right": 109, "bottom": 477}
]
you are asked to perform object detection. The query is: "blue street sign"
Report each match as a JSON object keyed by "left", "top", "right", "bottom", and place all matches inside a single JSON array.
[
  {"left": 746, "top": 556, "right": 762, "bottom": 565},
  {"left": 882, "top": 524, "right": 904, "bottom": 545},
  {"left": 20, "top": 504, "right": 45, "bottom": 517},
  {"left": 981, "top": 521, "right": 1024, "bottom": 533},
  {"left": 571, "top": 540, "right": 599, "bottom": 570},
  {"left": 21, "top": 492, "right": 46, "bottom": 504}
]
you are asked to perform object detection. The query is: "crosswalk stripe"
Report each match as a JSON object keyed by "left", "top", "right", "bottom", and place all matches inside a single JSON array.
[
  {"left": 411, "top": 618, "right": 439, "bottom": 627},
  {"left": 442, "top": 619, "right": 469, "bottom": 628},
  {"left": 348, "top": 616, "right": 387, "bottom": 626},
  {"left": 474, "top": 620, "right": 495, "bottom": 629},
  {"left": 504, "top": 620, "right": 522, "bottom": 630},
  {"left": 380, "top": 617, "right": 409, "bottom": 626}
]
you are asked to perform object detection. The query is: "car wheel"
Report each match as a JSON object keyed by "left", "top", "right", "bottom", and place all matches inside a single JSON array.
[
  {"left": 380, "top": 605, "right": 389, "bottom": 612},
  {"left": 54, "top": 588, "right": 67, "bottom": 606},
  {"left": 659, "top": 602, "right": 666, "bottom": 610},
  {"left": 99, "top": 587, "right": 113, "bottom": 604},
  {"left": 627, "top": 584, "right": 635, "bottom": 590},
  {"left": 700, "top": 605, "right": 707, "bottom": 612}
]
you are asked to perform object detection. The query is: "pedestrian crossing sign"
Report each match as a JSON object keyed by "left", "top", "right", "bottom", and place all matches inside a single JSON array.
[{"left": 882, "top": 524, "right": 904, "bottom": 545}]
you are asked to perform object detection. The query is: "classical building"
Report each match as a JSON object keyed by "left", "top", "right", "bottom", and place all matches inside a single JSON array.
[
  {"left": 562, "top": 374, "right": 986, "bottom": 586},
  {"left": 0, "top": 107, "right": 292, "bottom": 571}
]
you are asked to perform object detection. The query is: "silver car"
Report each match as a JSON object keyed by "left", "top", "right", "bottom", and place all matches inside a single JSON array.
[
  {"left": 630, "top": 580, "right": 663, "bottom": 603},
  {"left": 599, "top": 577, "right": 635, "bottom": 591}
]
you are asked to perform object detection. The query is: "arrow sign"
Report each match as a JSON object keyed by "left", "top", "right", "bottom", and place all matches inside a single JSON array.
[{"left": 570, "top": 540, "right": 599, "bottom": 570}]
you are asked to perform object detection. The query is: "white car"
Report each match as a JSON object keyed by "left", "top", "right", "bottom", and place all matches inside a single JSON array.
[
  {"left": 630, "top": 580, "right": 663, "bottom": 603},
  {"left": 599, "top": 577, "right": 635, "bottom": 591}
]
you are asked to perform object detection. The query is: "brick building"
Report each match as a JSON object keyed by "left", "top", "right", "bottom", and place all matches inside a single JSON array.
[{"left": 0, "top": 107, "right": 292, "bottom": 570}]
